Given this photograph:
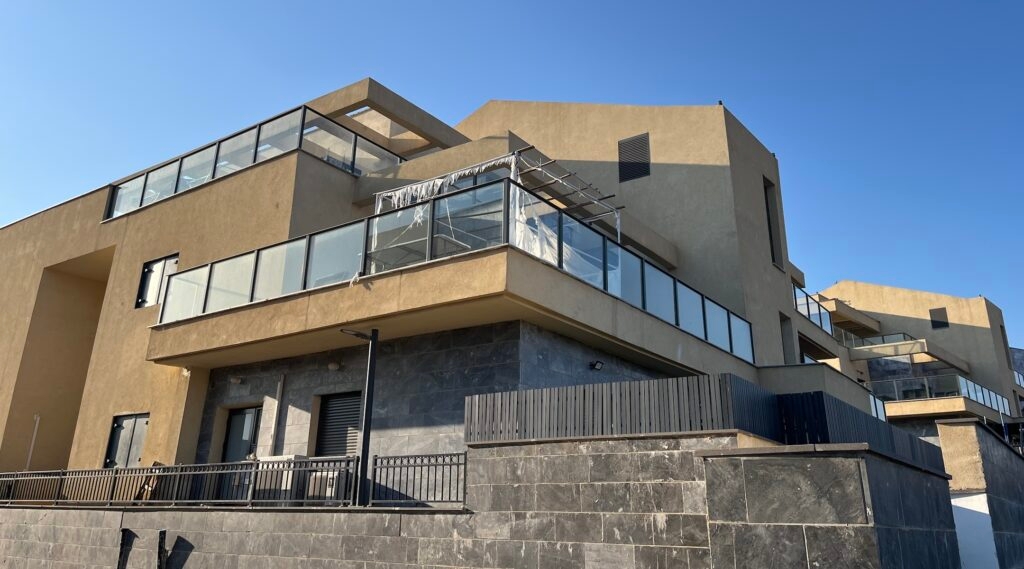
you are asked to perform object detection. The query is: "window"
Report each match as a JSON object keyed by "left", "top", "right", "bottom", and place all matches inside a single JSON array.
[
  {"left": 136, "top": 255, "right": 178, "bottom": 308},
  {"left": 142, "top": 161, "right": 179, "bottom": 206},
  {"left": 256, "top": 109, "right": 302, "bottom": 163},
  {"left": 104, "top": 413, "right": 149, "bottom": 468},
  {"left": 618, "top": 133, "right": 650, "bottom": 182},
  {"left": 109, "top": 175, "right": 145, "bottom": 217},
  {"left": 763, "top": 177, "right": 783, "bottom": 266},
  {"left": 214, "top": 128, "right": 258, "bottom": 178},
  {"left": 929, "top": 307, "right": 949, "bottom": 329},
  {"left": 315, "top": 392, "right": 361, "bottom": 456},
  {"left": 177, "top": 145, "right": 216, "bottom": 191}
]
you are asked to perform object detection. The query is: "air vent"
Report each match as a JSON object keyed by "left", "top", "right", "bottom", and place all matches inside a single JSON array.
[{"left": 618, "top": 133, "right": 651, "bottom": 183}]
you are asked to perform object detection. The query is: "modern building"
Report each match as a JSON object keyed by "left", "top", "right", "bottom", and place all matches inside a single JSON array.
[{"left": 0, "top": 77, "right": 1018, "bottom": 567}]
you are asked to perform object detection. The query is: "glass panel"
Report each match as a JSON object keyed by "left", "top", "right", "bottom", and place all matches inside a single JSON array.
[
  {"left": 705, "top": 300, "right": 731, "bottom": 351},
  {"left": 676, "top": 283, "right": 705, "bottom": 338},
  {"left": 353, "top": 137, "right": 400, "bottom": 175},
  {"left": 253, "top": 238, "right": 306, "bottom": 301},
  {"left": 161, "top": 266, "right": 210, "bottom": 323},
  {"left": 872, "top": 381, "right": 897, "bottom": 402},
  {"left": 368, "top": 206, "right": 428, "bottom": 274},
  {"left": 142, "top": 162, "right": 179, "bottom": 206},
  {"left": 110, "top": 175, "right": 144, "bottom": 217},
  {"left": 137, "top": 256, "right": 177, "bottom": 309},
  {"left": 605, "top": 241, "right": 643, "bottom": 308},
  {"left": 643, "top": 263, "right": 675, "bottom": 323},
  {"left": 509, "top": 186, "right": 559, "bottom": 265},
  {"left": 301, "top": 110, "right": 355, "bottom": 171},
  {"left": 205, "top": 253, "right": 256, "bottom": 313},
  {"left": 476, "top": 167, "right": 511, "bottom": 185},
  {"left": 306, "top": 222, "right": 365, "bottom": 287},
  {"left": 256, "top": 109, "right": 302, "bottom": 163},
  {"left": 730, "top": 315, "right": 754, "bottom": 363},
  {"left": 931, "top": 375, "right": 959, "bottom": 398},
  {"left": 177, "top": 145, "right": 216, "bottom": 191},
  {"left": 214, "top": 128, "right": 258, "bottom": 178},
  {"left": 820, "top": 308, "right": 832, "bottom": 333},
  {"left": 958, "top": 376, "right": 970, "bottom": 397},
  {"left": 561, "top": 216, "right": 604, "bottom": 288},
  {"left": 431, "top": 183, "right": 504, "bottom": 259}
]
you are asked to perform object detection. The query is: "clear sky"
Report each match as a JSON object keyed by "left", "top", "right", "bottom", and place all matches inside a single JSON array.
[{"left": 1, "top": 2, "right": 1021, "bottom": 344}]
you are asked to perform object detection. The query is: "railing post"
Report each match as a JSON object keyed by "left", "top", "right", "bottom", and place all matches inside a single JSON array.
[
  {"left": 53, "top": 470, "right": 65, "bottom": 505},
  {"left": 367, "top": 455, "right": 378, "bottom": 506},
  {"left": 245, "top": 461, "right": 257, "bottom": 507},
  {"left": 461, "top": 452, "right": 468, "bottom": 504},
  {"left": 107, "top": 469, "right": 118, "bottom": 506}
]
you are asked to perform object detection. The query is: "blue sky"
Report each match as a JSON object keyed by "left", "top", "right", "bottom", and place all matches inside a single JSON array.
[{"left": 1, "top": 1, "right": 1022, "bottom": 344}]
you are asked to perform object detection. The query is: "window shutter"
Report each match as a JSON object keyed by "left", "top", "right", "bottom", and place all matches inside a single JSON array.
[
  {"left": 618, "top": 133, "right": 651, "bottom": 182},
  {"left": 315, "top": 392, "right": 361, "bottom": 456}
]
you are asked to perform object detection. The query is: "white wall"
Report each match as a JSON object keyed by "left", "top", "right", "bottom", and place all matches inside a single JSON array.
[{"left": 951, "top": 492, "right": 999, "bottom": 569}]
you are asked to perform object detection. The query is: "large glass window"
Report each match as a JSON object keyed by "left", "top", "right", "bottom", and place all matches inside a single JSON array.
[
  {"left": 431, "top": 183, "right": 504, "bottom": 259},
  {"left": 509, "top": 187, "right": 559, "bottom": 265},
  {"left": 162, "top": 266, "right": 210, "bottom": 323},
  {"left": 136, "top": 255, "right": 178, "bottom": 309},
  {"left": 110, "top": 175, "right": 144, "bottom": 217},
  {"left": 177, "top": 146, "right": 216, "bottom": 192},
  {"left": 306, "top": 222, "right": 365, "bottom": 288},
  {"left": 606, "top": 242, "right": 643, "bottom": 308},
  {"left": 142, "top": 162, "right": 179, "bottom": 206},
  {"left": 705, "top": 300, "right": 731, "bottom": 351},
  {"left": 205, "top": 253, "right": 256, "bottom": 313},
  {"left": 730, "top": 314, "right": 754, "bottom": 363},
  {"left": 676, "top": 283, "right": 705, "bottom": 338},
  {"left": 253, "top": 238, "right": 306, "bottom": 301},
  {"left": 214, "top": 128, "right": 258, "bottom": 178},
  {"left": 256, "top": 110, "right": 302, "bottom": 163},
  {"left": 643, "top": 263, "right": 675, "bottom": 324},
  {"left": 302, "top": 111, "right": 355, "bottom": 171},
  {"left": 353, "top": 137, "right": 400, "bottom": 175},
  {"left": 368, "top": 206, "right": 429, "bottom": 274},
  {"left": 562, "top": 216, "right": 604, "bottom": 288}
]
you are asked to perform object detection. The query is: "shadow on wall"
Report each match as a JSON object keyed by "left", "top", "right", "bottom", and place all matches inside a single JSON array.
[{"left": 951, "top": 499, "right": 1000, "bottom": 569}]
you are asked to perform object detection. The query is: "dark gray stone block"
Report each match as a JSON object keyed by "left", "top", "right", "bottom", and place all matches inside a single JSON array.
[
  {"left": 634, "top": 451, "right": 695, "bottom": 482},
  {"left": 584, "top": 543, "right": 636, "bottom": 569},
  {"left": 630, "top": 483, "right": 684, "bottom": 513},
  {"left": 495, "top": 539, "right": 540, "bottom": 569},
  {"left": 743, "top": 457, "right": 867, "bottom": 524},
  {"left": 555, "top": 513, "right": 603, "bottom": 544},
  {"left": 540, "top": 541, "right": 586, "bottom": 569},
  {"left": 805, "top": 525, "right": 880, "bottom": 569},
  {"left": 733, "top": 524, "right": 807, "bottom": 568},
  {"left": 653, "top": 514, "right": 707, "bottom": 547},
  {"left": 581, "top": 483, "right": 631, "bottom": 513},
  {"left": 537, "top": 483, "right": 582, "bottom": 512},
  {"left": 510, "top": 512, "right": 555, "bottom": 541},
  {"left": 688, "top": 547, "right": 711, "bottom": 569},
  {"left": 590, "top": 454, "right": 637, "bottom": 483},
  {"left": 603, "top": 513, "right": 654, "bottom": 545},
  {"left": 703, "top": 458, "right": 746, "bottom": 522},
  {"left": 708, "top": 523, "right": 735, "bottom": 569},
  {"left": 634, "top": 546, "right": 690, "bottom": 569}
]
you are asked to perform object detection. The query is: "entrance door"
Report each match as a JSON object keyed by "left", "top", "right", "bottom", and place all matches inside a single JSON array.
[
  {"left": 219, "top": 407, "right": 261, "bottom": 501},
  {"left": 104, "top": 414, "right": 149, "bottom": 468}
]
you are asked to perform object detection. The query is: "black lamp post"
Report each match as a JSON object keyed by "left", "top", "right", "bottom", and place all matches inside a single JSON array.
[{"left": 342, "top": 327, "right": 379, "bottom": 506}]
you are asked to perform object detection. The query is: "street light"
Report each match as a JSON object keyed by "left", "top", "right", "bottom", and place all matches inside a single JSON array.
[{"left": 341, "top": 327, "right": 379, "bottom": 506}]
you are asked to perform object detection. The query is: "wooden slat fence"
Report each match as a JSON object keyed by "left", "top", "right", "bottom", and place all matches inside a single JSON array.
[
  {"left": 464, "top": 374, "right": 779, "bottom": 444},
  {"left": 778, "top": 392, "right": 945, "bottom": 472}
]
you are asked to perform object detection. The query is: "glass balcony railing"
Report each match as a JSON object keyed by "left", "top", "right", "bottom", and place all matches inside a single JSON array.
[
  {"left": 871, "top": 374, "right": 1011, "bottom": 416},
  {"left": 1015, "top": 370, "right": 1024, "bottom": 389},
  {"left": 106, "top": 107, "right": 401, "bottom": 219},
  {"left": 158, "top": 178, "right": 756, "bottom": 364},
  {"left": 842, "top": 332, "right": 916, "bottom": 349},
  {"left": 793, "top": 284, "right": 832, "bottom": 334}
]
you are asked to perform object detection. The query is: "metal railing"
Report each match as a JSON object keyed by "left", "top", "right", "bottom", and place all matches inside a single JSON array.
[
  {"left": 0, "top": 457, "right": 358, "bottom": 508},
  {"left": 105, "top": 106, "right": 402, "bottom": 219},
  {"left": 871, "top": 374, "right": 1011, "bottom": 416},
  {"left": 841, "top": 331, "right": 916, "bottom": 348},
  {"left": 156, "top": 177, "right": 756, "bottom": 364},
  {"left": 369, "top": 453, "right": 466, "bottom": 506},
  {"left": 793, "top": 284, "right": 832, "bottom": 334}
]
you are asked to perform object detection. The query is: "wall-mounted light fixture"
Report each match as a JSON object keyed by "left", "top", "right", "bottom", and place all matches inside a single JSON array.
[
  {"left": 327, "top": 362, "right": 341, "bottom": 371},
  {"left": 589, "top": 360, "right": 605, "bottom": 371},
  {"left": 229, "top": 376, "right": 242, "bottom": 385}
]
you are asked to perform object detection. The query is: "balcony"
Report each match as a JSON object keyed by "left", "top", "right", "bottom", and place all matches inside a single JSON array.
[
  {"left": 154, "top": 176, "right": 755, "bottom": 364},
  {"left": 105, "top": 107, "right": 401, "bottom": 219},
  {"left": 793, "top": 284, "right": 832, "bottom": 334},
  {"left": 872, "top": 374, "right": 1011, "bottom": 416},
  {"left": 836, "top": 331, "right": 916, "bottom": 349}
]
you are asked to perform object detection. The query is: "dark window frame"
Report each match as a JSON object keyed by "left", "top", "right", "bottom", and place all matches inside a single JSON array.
[{"left": 136, "top": 254, "right": 179, "bottom": 309}]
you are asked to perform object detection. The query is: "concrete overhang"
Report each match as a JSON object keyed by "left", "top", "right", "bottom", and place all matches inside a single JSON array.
[
  {"left": 305, "top": 78, "right": 469, "bottom": 154},
  {"left": 884, "top": 397, "right": 1002, "bottom": 424},
  {"left": 819, "top": 299, "right": 881, "bottom": 335},
  {"left": 787, "top": 261, "right": 805, "bottom": 289},
  {"left": 147, "top": 248, "right": 749, "bottom": 377},
  {"left": 848, "top": 339, "right": 971, "bottom": 374}
]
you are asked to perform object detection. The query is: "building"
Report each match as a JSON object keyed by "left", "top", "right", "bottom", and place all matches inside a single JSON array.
[{"left": 0, "top": 77, "right": 1018, "bottom": 567}]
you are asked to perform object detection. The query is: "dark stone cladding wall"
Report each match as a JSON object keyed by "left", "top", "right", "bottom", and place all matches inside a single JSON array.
[
  {"left": 0, "top": 436, "right": 963, "bottom": 569},
  {"left": 196, "top": 321, "right": 659, "bottom": 461},
  {"left": 973, "top": 422, "right": 1024, "bottom": 567},
  {"left": 704, "top": 450, "right": 960, "bottom": 569}
]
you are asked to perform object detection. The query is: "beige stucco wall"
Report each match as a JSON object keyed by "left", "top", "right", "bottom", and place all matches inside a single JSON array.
[{"left": 822, "top": 280, "right": 1017, "bottom": 413}]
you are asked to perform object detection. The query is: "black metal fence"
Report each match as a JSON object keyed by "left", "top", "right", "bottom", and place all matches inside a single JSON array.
[
  {"left": 0, "top": 457, "right": 359, "bottom": 508},
  {"left": 369, "top": 453, "right": 467, "bottom": 506},
  {"left": 778, "top": 391, "right": 945, "bottom": 472},
  {"left": 464, "top": 375, "right": 780, "bottom": 444}
]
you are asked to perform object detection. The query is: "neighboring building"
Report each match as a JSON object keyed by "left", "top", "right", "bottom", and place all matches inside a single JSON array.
[{"left": 0, "top": 77, "right": 1019, "bottom": 567}]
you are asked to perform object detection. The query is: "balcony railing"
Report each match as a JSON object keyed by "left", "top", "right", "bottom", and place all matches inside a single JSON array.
[
  {"left": 369, "top": 453, "right": 467, "bottom": 506},
  {"left": 157, "top": 178, "right": 756, "bottom": 364},
  {"left": 871, "top": 374, "right": 1011, "bottom": 416},
  {"left": 1015, "top": 370, "right": 1024, "bottom": 389},
  {"left": 106, "top": 107, "right": 401, "bottom": 219},
  {"left": 0, "top": 457, "right": 359, "bottom": 508},
  {"left": 793, "top": 284, "right": 832, "bottom": 334}
]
